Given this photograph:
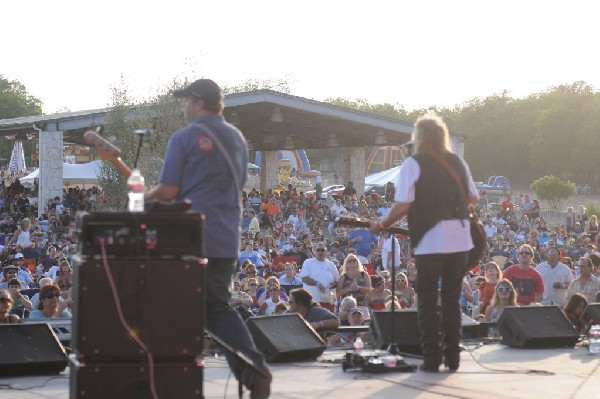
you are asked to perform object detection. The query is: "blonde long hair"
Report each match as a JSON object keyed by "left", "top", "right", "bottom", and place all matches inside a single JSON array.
[{"left": 413, "top": 114, "right": 453, "bottom": 155}]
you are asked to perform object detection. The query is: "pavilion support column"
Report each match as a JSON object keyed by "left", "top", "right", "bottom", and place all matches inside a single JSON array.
[
  {"left": 344, "top": 147, "right": 366, "bottom": 198},
  {"left": 260, "top": 150, "right": 279, "bottom": 192},
  {"left": 38, "top": 131, "right": 64, "bottom": 218}
]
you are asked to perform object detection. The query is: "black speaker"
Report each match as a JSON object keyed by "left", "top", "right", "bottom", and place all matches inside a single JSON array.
[
  {"left": 0, "top": 323, "right": 68, "bottom": 376},
  {"left": 581, "top": 303, "right": 600, "bottom": 332},
  {"left": 72, "top": 259, "right": 206, "bottom": 360},
  {"left": 497, "top": 306, "right": 580, "bottom": 348},
  {"left": 246, "top": 314, "right": 326, "bottom": 362},
  {"left": 371, "top": 310, "right": 422, "bottom": 354},
  {"left": 70, "top": 360, "right": 203, "bottom": 399},
  {"left": 78, "top": 211, "right": 204, "bottom": 258}
]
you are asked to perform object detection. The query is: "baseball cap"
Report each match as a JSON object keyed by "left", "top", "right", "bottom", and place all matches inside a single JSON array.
[
  {"left": 15, "top": 253, "right": 24, "bottom": 259},
  {"left": 3, "top": 264, "right": 18, "bottom": 272},
  {"left": 173, "top": 79, "right": 222, "bottom": 101}
]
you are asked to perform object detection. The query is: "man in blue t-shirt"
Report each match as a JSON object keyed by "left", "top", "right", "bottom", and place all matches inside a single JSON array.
[
  {"left": 348, "top": 227, "right": 378, "bottom": 259},
  {"left": 145, "top": 79, "right": 270, "bottom": 397}
]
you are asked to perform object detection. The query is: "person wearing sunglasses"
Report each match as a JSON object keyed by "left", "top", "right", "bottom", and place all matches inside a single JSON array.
[
  {"left": 0, "top": 264, "right": 29, "bottom": 290},
  {"left": 483, "top": 279, "right": 518, "bottom": 333},
  {"left": 299, "top": 242, "right": 339, "bottom": 312},
  {"left": 503, "top": 244, "right": 544, "bottom": 306},
  {"left": 0, "top": 289, "right": 19, "bottom": 324},
  {"left": 336, "top": 254, "right": 372, "bottom": 307},
  {"left": 29, "top": 284, "right": 71, "bottom": 319},
  {"left": 6, "top": 278, "right": 32, "bottom": 317}
]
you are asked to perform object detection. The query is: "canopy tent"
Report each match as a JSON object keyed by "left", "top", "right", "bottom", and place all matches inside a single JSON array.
[
  {"left": 20, "top": 160, "right": 103, "bottom": 186},
  {"left": 365, "top": 165, "right": 401, "bottom": 187}
]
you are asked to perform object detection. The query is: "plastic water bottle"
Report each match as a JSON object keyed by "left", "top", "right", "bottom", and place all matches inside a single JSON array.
[
  {"left": 353, "top": 336, "right": 364, "bottom": 351},
  {"left": 127, "top": 169, "right": 145, "bottom": 212},
  {"left": 589, "top": 325, "right": 600, "bottom": 354}
]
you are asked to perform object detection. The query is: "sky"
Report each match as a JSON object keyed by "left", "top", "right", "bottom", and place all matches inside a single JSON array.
[{"left": 2, "top": 0, "right": 600, "bottom": 115}]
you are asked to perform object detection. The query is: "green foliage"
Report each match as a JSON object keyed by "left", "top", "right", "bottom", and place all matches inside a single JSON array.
[
  {"left": 0, "top": 75, "right": 43, "bottom": 119},
  {"left": 222, "top": 77, "right": 292, "bottom": 94},
  {"left": 530, "top": 175, "right": 576, "bottom": 210},
  {"left": 584, "top": 204, "right": 600, "bottom": 220}
]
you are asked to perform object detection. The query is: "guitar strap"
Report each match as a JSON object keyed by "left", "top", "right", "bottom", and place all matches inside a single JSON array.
[{"left": 181, "top": 122, "right": 243, "bottom": 200}]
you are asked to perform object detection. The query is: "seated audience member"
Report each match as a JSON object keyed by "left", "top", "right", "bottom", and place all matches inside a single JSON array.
[
  {"left": 0, "top": 288, "right": 19, "bottom": 323},
  {"left": 15, "top": 253, "right": 34, "bottom": 287},
  {"left": 288, "top": 288, "right": 339, "bottom": 332},
  {"left": 338, "top": 296, "right": 358, "bottom": 326},
  {"left": 460, "top": 276, "right": 474, "bottom": 316},
  {"left": 503, "top": 244, "right": 544, "bottom": 306},
  {"left": 54, "top": 258, "right": 73, "bottom": 296},
  {"left": 566, "top": 257, "right": 600, "bottom": 303},
  {"left": 257, "top": 276, "right": 288, "bottom": 306},
  {"left": 229, "top": 281, "right": 254, "bottom": 309},
  {"left": 478, "top": 262, "right": 502, "bottom": 316},
  {"left": 563, "top": 293, "right": 587, "bottom": 334},
  {"left": 7, "top": 278, "right": 32, "bottom": 317},
  {"left": 30, "top": 277, "right": 54, "bottom": 310},
  {"left": 484, "top": 279, "right": 518, "bottom": 326},
  {"left": 29, "top": 284, "right": 72, "bottom": 319},
  {"left": 393, "top": 272, "right": 415, "bottom": 309},
  {"left": 328, "top": 307, "right": 371, "bottom": 347},
  {"left": 240, "top": 264, "right": 265, "bottom": 291},
  {"left": 0, "top": 264, "right": 29, "bottom": 289},
  {"left": 366, "top": 274, "right": 392, "bottom": 311},
  {"left": 336, "top": 254, "right": 372, "bottom": 306},
  {"left": 278, "top": 262, "right": 302, "bottom": 286},
  {"left": 257, "top": 285, "right": 285, "bottom": 315},
  {"left": 239, "top": 241, "right": 265, "bottom": 271}
]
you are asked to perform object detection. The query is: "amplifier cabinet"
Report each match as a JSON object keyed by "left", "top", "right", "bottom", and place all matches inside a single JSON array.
[
  {"left": 72, "top": 258, "right": 206, "bottom": 360},
  {"left": 78, "top": 211, "right": 204, "bottom": 258}
]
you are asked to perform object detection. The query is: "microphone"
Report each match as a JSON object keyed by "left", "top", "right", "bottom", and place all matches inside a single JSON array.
[{"left": 133, "top": 129, "right": 152, "bottom": 137}]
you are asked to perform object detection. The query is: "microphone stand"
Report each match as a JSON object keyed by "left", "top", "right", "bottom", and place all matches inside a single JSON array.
[
  {"left": 386, "top": 229, "right": 400, "bottom": 355},
  {"left": 133, "top": 129, "right": 151, "bottom": 169}
]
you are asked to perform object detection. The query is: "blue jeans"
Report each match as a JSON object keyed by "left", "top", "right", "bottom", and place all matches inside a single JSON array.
[{"left": 205, "top": 258, "right": 268, "bottom": 386}]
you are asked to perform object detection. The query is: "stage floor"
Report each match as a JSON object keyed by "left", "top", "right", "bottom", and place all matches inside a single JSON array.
[{"left": 2, "top": 341, "right": 600, "bottom": 398}]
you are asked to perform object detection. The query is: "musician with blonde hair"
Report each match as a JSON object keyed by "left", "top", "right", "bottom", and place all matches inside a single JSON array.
[{"left": 370, "top": 114, "right": 479, "bottom": 373}]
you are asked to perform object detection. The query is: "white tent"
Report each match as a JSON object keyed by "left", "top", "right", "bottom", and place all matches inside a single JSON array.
[
  {"left": 20, "top": 160, "right": 103, "bottom": 186},
  {"left": 365, "top": 165, "right": 401, "bottom": 187}
]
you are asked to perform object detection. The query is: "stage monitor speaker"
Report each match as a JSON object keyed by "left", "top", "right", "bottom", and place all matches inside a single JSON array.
[
  {"left": 581, "top": 303, "right": 600, "bottom": 331},
  {"left": 0, "top": 323, "right": 68, "bottom": 376},
  {"left": 246, "top": 314, "right": 326, "bottom": 362},
  {"left": 371, "top": 310, "right": 422, "bottom": 354},
  {"left": 72, "top": 259, "right": 205, "bottom": 360},
  {"left": 70, "top": 360, "right": 203, "bottom": 399},
  {"left": 497, "top": 306, "right": 580, "bottom": 348}
]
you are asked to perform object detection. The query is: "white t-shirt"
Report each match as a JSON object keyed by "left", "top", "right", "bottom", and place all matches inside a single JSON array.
[
  {"left": 299, "top": 258, "right": 340, "bottom": 302},
  {"left": 381, "top": 235, "right": 401, "bottom": 270},
  {"left": 395, "top": 156, "right": 478, "bottom": 255}
]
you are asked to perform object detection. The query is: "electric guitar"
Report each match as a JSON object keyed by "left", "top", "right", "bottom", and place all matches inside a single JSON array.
[
  {"left": 335, "top": 216, "right": 409, "bottom": 235},
  {"left": 83, "top": 129, "right": 132, "bottom": 178}
]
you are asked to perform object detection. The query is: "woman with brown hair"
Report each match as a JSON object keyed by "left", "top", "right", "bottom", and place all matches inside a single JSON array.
[
  {"left": 0, "top": 289, "right": 19, "bottom": 323},
  {"left": 365, "top": 274, "right": 392, "bottom": 311},
  {"left": 563, "top": 293, "right": 587, "bottom": 333},
  {"left": 54, "top": 258, "right": 73, "bottom": 295},
  {"left": 29, "top": 284, "right": 71, "bottom": 319}
]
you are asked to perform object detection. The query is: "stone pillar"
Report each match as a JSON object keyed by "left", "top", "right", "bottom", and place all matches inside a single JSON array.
[
  {"left": 39, "top": 131, "right": 63, "bottom": 218},
  {"left": 344, "top": 147, "right": 366, "bottom": 198},
  {"left": 260, "top": 150, "right": 279, "bottom": 192}
]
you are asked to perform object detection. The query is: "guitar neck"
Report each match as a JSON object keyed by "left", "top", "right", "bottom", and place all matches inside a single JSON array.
[{"left": 335, "top": 217, "right": 409, "bottom": 235}]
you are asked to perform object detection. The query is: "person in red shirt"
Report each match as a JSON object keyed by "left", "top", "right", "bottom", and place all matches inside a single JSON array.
[
  {"left": 260, "top": 197, "right": 281, "bottom": 229},
  {"left": 503, "top": 244, "right": 544, "bottom": 305},
  {"left": 500, "top": 195, "right": 514, "bottom": 212}
]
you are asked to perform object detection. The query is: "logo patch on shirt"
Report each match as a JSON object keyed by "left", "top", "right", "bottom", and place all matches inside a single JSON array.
[{"left": 198, "top": 135, "right": 213, "bottom": 151}]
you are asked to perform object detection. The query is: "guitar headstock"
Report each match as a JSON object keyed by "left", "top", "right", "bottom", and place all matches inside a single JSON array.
[{"left": 83, "top": 130, "right": 131, "bottom": 178}]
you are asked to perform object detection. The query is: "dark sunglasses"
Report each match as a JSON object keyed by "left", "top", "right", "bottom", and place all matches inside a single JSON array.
[
  {"left": 315, "top": 248, "right": 326, "bottom": 252},
  {"left": 43, "top": 293, "right": 61, "bottom": 299},
  {"left": 497, "top": 287, "right": 512, "bottom": 293},
  {"left": 396, "top": 279, "right": 406, "bottom": 283},
  {"left": 518, "top": 252, "right": 532, "bottom": 256},
  {"left": 249, "top": 283, "right": 257, "bottom": 286},
  {"left": 0, "top": 297, "right": 12, "bottom": 304}
]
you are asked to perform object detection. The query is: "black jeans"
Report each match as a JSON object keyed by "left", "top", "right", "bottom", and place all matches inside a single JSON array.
[
  {"left": 205, "top": 258, "right": 268, "bottom": 386},
  {"left": 415, "top": 251, "right": 468, "bottom": 368}
]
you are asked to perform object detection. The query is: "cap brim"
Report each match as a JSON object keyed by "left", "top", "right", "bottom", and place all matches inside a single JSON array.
[{"left": 173, "top": 88, "right": 191, "bottom": 98}]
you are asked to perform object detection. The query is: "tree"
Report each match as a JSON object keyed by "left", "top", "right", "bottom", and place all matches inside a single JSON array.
[
  {"left": 0, "top": 75, "right": 43, "bottom": 119},
  {"left": 530, "top": 175, "right": 576, "bottom": 210}
]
